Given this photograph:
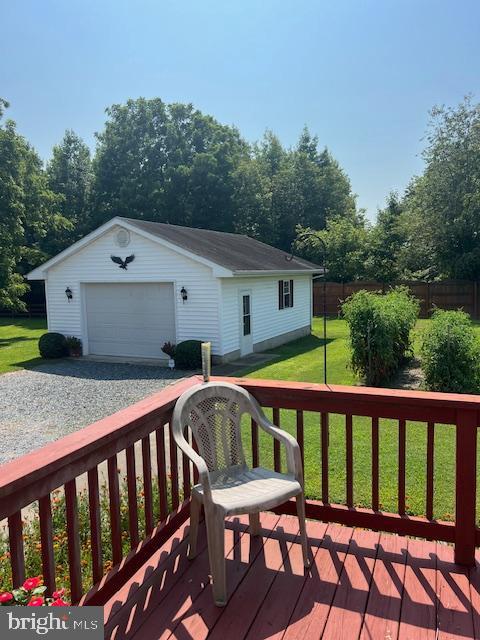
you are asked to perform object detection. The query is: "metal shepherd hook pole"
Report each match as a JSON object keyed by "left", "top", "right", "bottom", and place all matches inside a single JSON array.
[{"left": 286, "top": 232, "right": 328, "bottom": 385}]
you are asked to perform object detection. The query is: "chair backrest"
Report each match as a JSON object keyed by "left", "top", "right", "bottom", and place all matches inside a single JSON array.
[{"left": 172, "top": 382, "right": 259, "bottom": 475}]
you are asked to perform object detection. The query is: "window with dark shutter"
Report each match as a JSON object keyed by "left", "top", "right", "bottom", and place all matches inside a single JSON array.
[{"left": 278, "top": 279, "right": 294, "bottom": 309}]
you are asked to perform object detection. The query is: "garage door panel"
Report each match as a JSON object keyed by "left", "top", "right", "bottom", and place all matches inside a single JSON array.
[
  {"left": 85, "top": 283, "right": 175, "bottom": 358},
  {"left": 87, "top": 313, "right": 166, "bottom": 332}
]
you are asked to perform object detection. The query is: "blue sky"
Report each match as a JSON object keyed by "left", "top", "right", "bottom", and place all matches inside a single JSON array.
[{"left": 2, "top": 0, "right": 479, "bottom": 219}]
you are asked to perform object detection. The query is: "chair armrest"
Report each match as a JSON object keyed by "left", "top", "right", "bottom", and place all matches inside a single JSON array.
[
  {"left": 255, "top": 412, "right": 304, "bottom": 485},
  {"left": 174, "top": 436, "right": 212, "bottom": 502}
]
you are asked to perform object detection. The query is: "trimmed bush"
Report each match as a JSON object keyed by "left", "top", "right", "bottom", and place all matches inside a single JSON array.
[
  {"left": 420, "top": 309, "right": 480, "bottom": 393},
  {"left": 342, "top": 286, "right": 419, "bottom": 386},
  {"left": 38, "top": 332, "right": 68, "bottom": 359},
  {"left": 174, "top": 340, "right": 202, "bottom": 369}
]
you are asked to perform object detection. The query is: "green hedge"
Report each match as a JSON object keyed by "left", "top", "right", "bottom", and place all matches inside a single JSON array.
[
  {"left": 342, "top": 286, "right": 419, "bottom": 386},
  {"left": 175, "top": 340, "right": 202, "bottom": 369},
  {"left": 420, "top": 309, "right": 480, "bottom": 393}
]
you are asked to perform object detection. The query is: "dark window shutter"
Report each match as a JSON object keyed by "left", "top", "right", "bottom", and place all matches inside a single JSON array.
[
  {"left": 278, "top": 280, "right": 284, "bottom": 309},
  {"left": 290, "top": 280, "right": 294, "bottom": 307}
]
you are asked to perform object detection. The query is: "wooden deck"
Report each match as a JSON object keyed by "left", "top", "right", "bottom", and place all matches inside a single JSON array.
[{"left": 104, "top": 513, "right": 480, "bottom": 640}]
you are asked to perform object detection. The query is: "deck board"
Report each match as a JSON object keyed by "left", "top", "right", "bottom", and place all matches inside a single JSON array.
[
  {"left": 359, "top": 532, "right": 408, "bottom": 640},
  {"left": 107, "top": 515, "right": 480, "bottom": 640},
  {"left": 321, "top": 528, "right": 380, "bottom": 639},
  {"left": 436, "top": 542, "right": 475, "bottom": 639},
  {"left": 398, "top": 538, "right": 437, "bottom": 640}
]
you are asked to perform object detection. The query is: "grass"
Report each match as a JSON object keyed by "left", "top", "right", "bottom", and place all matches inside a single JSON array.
[
  {"left": 237, "top": 317, "right": 480, "bottom": 522},
  {"left": 0, "top": 317, "right": 47, "bottom": 374}
]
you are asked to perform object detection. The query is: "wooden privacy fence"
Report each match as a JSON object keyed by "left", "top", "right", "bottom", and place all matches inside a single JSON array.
[
  {"left": 314, "top": 279, "right": 480, "bottom": 318},
  {"left": 1, "top": 374, "right": 480, "bottom": 608}
]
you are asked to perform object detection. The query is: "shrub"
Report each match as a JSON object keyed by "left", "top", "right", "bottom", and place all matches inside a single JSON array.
[
  {"left": 65, "top": 336, "right": 82, "bottom": 356},
  {"left": 342, "top": 286, "right": 419, "bottom": 386},
  {"left": 161, "top": 341, "right": 176, "bottom": 358},
  {"left": 420, "top": 309, "right": 480, "bottom": 393},
  {"left": 38, "top": 332, "right": 68, "bottom": 359},
  {"left": 174, "top": 340, "right": 202, "bottom": 369}
]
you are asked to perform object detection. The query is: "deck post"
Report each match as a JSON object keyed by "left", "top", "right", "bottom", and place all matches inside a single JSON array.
[{"left": 455, "top": 409, "right": 477, "bottom": 565}]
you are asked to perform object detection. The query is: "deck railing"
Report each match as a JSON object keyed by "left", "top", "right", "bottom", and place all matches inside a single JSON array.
[
  {"left": 0, "top": 376, "right": 200, "bottom": 605},
  {"left": 0, "top": 374, "right": 479, "bottom": 606}
]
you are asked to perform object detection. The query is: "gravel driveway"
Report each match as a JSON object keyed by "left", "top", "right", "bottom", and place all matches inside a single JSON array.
[{"left": 0, "top": 360, "right": 185, "bottom": 465}]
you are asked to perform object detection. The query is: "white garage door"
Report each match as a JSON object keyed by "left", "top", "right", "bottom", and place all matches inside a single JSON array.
[{"left": 85, "top": 283, "right": 175, "bottom": 359}]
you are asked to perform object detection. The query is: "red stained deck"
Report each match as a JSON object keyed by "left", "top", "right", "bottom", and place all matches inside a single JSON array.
[{"left": 105, "top": 514, "right": 480, "bottom": 640}]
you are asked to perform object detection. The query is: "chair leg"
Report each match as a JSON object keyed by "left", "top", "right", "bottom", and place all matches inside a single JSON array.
[
  {"left": 249, "top": 512, "right": 261, "bottom": 536},
  {"left": 205, "top": 510, "right": 227, "bottom": 606},
  {"left": 188, "top": 495, "right": 201, "bottom": 559},
  {"left": 296, "top": 492, "right": 310, "bottom": 568}
]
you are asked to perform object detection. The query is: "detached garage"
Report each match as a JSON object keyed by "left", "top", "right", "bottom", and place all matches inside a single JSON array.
[{"left": 27, "top": 217, "right": 322, "bottom": 363}]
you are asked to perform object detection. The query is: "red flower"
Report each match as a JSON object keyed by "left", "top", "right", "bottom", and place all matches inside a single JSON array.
[
  {"left": 52, "top": 588, "right": 65, "bottom": 599},
  {"left": 0, "top": 592, "right": 13, "bottom": 603},
  {"left": 23, "top": 577, "right": 41, "bottom": 591},
  {"left": 51, "top": 598, "right": 68, "bottom": 607},
  {"left": 27, "top": 597, "right": 44, "bottom": 607}
]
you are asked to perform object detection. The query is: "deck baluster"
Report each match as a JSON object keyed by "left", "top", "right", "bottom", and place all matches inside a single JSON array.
[
  {"left": 372, "top": 417, "right": 380, "bottom": 511},
  {"left": 321, "top": 413, "right": 329, "bottom": 504},
  {"left": 398, "top": 419, "right": 406, "bottom": 516},
  {"left": 39, "top": 494, "right": 56, "bottom": 594},
  {"left": 296, "top": 410, "right": 304, "bottom": 469},
  {"left": 87, "top": 467, "right": 103, "bottom": 583},
  {"left": 126, "top": 445, "right": 139, "bottom": 548},
  {"left": 426, "top": 422, "right": 435, "bottom": 520},
  {"left": 273, "top": 408, "right": 281, "bottom": 472},
  {"left": 169, "top": 422, "right": 179, "bottom": 509},
  {"left": 182, "top": 428, "right": 191, "bottom": 501},
  {"left": 155, "top": 425, "right": 168, "bottom": 521},
  {"left": 251, "top": 418, "right": 259, "bottom": 468},
  {"left": 65, "top": 479, "right": 82, "bottom": 603},
  {"left": 107, "top": 455, "right": 122, "bottom": 565},
  {"left": 142, "top": 436, "right": 154, "bottom": 534},
  {"left": 346, "top": 415, "right": 353, "bottom": 507},
  {"left": 8, "top": 511, "right": 25, "bottom": 588}
]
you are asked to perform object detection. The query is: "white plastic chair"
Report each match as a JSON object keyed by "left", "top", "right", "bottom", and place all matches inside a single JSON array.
[{"left": 172, "top": 381, "right": 309, "bottom": 606}]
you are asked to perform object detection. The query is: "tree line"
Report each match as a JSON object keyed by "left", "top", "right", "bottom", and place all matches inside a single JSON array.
[
  {"left": 1, "top": 95, "right": 479, "bottom": 310},
  {"left": 298, "top": 97, "right": 480, "bottom": 283}
]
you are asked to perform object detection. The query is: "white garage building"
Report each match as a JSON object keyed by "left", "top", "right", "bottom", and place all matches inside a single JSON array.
[{"left": 27, "top": 217, "right": 322, "bottom": 363}]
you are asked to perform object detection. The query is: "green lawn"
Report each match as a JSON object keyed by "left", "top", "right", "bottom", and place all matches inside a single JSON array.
[
  {"left": 238, "top": 317, "right": 480, "bottom": 522},
  {"left": 0, "top": 317, "right": 47, "bottom": 374}
]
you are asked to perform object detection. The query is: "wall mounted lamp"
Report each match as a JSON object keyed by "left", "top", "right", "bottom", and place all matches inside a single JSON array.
[
  {"left": 180, "top": 287, "right": 188, "bottom": 303},
  {"left": 65, "top": 287, "right": 73, "bottom": 302}
]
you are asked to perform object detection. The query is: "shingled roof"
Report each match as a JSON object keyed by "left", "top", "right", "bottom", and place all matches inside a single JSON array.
[{"left": 121, "top": 218, "right": 323, "bottom": 274}]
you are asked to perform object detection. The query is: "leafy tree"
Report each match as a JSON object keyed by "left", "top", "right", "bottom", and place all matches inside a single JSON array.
[
  {"left": 46, "top": 130, "right": 92, "bottom": 249},
  {"left": 365, "top": 192, "right": 407, "bottom": 282},
  {"left": 92, "top": 98, "right": 248, "bottom": 231},
  {"left": 231, "top": 159, "right": 272, "bottom": 239},
  {"left": 251, "top": 127, "right": 358, "bottom": 249},
  {"left": 410, "top": 97, "right": 480, "bottom": 279},
  {"left": 0, "top": 100, "right": 62, "bottom": 309},
  {"left": 294, "top": 218, "right": 370, "bottom": 282}
]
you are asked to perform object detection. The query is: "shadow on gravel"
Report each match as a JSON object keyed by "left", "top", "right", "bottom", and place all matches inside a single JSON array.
[{"left": 10, "top": 359, "right": 188, "bottom": 381}]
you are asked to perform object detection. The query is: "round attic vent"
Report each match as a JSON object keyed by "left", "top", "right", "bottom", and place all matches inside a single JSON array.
[{"left": 115, "top": 228, "right": 130, "bottom": 248}]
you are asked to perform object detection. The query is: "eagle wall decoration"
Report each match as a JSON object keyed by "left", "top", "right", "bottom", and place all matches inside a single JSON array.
[{"left": 110, "top": 254, "right": 135, "bottom": 270}]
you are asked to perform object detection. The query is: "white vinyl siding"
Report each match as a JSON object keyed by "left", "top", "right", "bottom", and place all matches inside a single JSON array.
[
  {"left": 220, "top": 275, "right": 311, "bottom": 355},
  {"left": 45, "top": 226, "right": 221, "bottom": 354}
]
